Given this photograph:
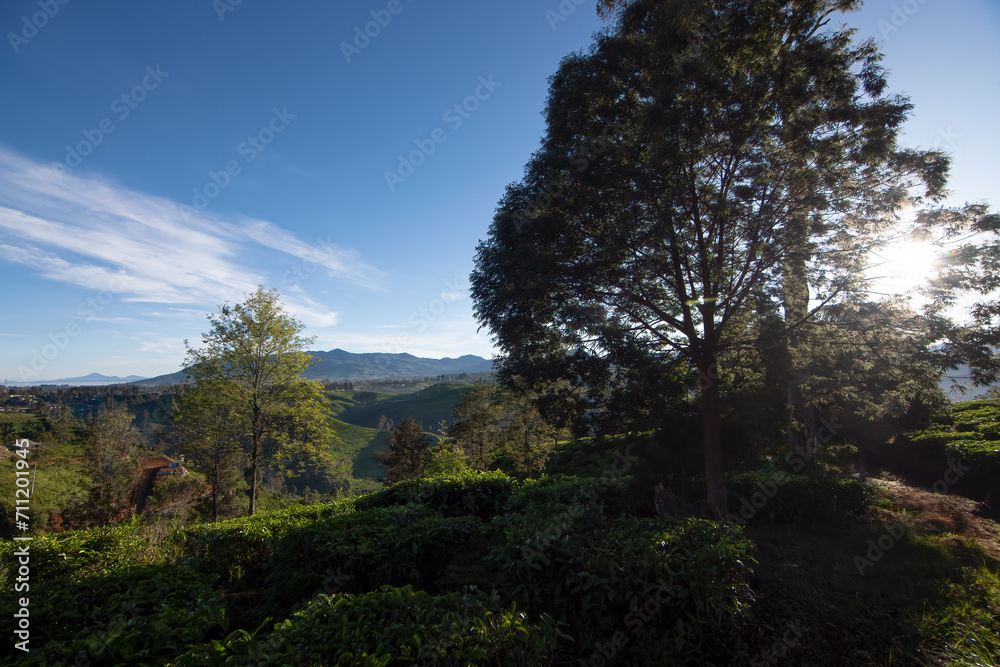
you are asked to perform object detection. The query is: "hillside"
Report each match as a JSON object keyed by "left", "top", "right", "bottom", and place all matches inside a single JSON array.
[
  {"left": 0, "top": 380, "right": 475, "bottom": 525},
  {"left": 300, "top": 382, "right": 475, "bottom": 488},
  {"left": 326, "top": 382, "right": 474, "bottom": 432},
  {"left": 3, "top": 449, "right": 998, "bottom": 665}
]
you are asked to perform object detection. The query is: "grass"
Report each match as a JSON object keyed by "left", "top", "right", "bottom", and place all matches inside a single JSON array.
[
  {"left": 323, "top": 417, "right": 387, "bottom": 480},
  {"left": 737, "top": 480, "right": 1000, "bottom": 666}
]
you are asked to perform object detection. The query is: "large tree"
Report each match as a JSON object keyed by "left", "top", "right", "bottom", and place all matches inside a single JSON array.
[
  {"left": 471, "top": 0, "right": 945, "bottom": 511},
  {"left": 184, "top": 286, "right": 334, "bottom": 516}
]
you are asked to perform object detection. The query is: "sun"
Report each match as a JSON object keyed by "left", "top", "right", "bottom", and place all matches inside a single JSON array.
[{"left": 867, "top": 235, "right": 943, "bottom": 298}]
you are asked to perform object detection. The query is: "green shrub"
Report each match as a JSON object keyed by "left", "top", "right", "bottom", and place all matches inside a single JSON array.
[
  {"left": 727, "top": 470, "right": 871, "bottom": 525},
  {"left": 255, "top": 507, "right": 483, "bottom": 621},
  {"left": 354, "top": 471, "right": 514, "bottom": 519},
  {"left": 486, "top": 507, "right": 755, "bottom": 662},
  {"left": 503, "top": 474, "right": 651, "bottom": 518},
  {"left": 181, "top": 499, "right": 355, "bottom": 586},
  {"left": 903, "top": 400, "right": 1000, "bottom": 472},
  {"left": 173, "top": 585, "right": 560, "bottom": 666},
  {"left": 0, "top": 564, "right": 225, "bottom": 666},
  {"left": 0, "top": 516, "right": 168, "bottom": 588}
]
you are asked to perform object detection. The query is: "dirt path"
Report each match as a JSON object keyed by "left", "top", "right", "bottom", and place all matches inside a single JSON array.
[{"left": 871, "top": 475, "right": 1000, "bottom": 562}]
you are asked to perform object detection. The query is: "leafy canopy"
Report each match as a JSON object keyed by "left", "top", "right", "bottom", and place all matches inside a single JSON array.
[{"left": 184, "top": 285, "right": 334, "bottom": 516}]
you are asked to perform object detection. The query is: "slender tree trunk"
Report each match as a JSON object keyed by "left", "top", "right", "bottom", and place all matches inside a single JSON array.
[
  {"left": 700, "top": 360, "right": 727, "bottom": 514},
  {"left": 249, "top": 404, "right": 261, "bottom": 516},
  {"left": 249, "top": 437, "right": 259, "bottom": 517},
  {"left": 213, "top": 458, "right": 220, "bottom": 522},
  {"left": 783, "top": 169, "right": 814, "bottom": 469}
]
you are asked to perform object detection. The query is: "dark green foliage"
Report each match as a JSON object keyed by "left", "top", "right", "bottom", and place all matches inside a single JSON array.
[
  {"left": 548, "top": 433, "right": 655, "bottom": 477},
  {"left": 174, "top": 585, "right": 558, "bottom": 666},
  {"left": 2, "top": 565, "right": 225, "bottom": 666},
  {"left": 727, "top": 470, "right": 872, "bottom": 526},
  {"left": 0, "top": 413, "right": 45, "bottom": 441},
  {"left": 182, "top": 500, "right": 356, "bottom": 586},
  {"left": 503, "top": 474, "right": 652, "bottom": 519},
  {"left": 0, "top": 516, "right": 166, "bottom": 586},
  {"left": 266, "top": 509, "right": 482, "bottom": 600},
  {"left": 486, "top": 509, "right": 755, "bottom": 662},
  {"left": 180, "top": 498, "right": 483, "bottom": 628},
  {"left": 372, "top": 417, "right": 432, "bottom": 485},
  {"left": 355, "top": 470, "right": 514, "bottom": 520},
  {"left": 0, "top": 463, "right": 764, "bottom": 665}
]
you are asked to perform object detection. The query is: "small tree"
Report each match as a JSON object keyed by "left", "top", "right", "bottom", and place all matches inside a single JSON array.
[
  {"left": 450, "top": 380, "right": 564, "bottom": 475},
  {"left": 373, "top": 418, "right": 431, "bottom": 485},
  {"left": 497, "top": 388, "right": 561, "bottom": 476},
  {"left": 172, "top": 390, "right": 245, "bottom": 522},
  {"left": 84, "top": 401, "right": 141, "bottom": 525},
  {"left": 184, "top": 286, "right": 335, "bottom": 516},
  {"left": 449, "top": 381, "right": 504, "bottom": 469}
]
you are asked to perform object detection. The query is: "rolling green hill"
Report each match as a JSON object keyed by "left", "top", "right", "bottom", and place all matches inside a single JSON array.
[
  {"left": 325, "top": 382, "right": 474, "bottom": 433},
  {"left": 305, "top": 381, "right": 476, "bottom": 488}
]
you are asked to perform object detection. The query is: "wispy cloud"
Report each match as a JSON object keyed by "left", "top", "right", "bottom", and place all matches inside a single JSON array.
[
  {"left": 0, "top": 147, "right": 382, "bottom": 312},
  {"left": 238, "top": 217, "right": 382, "bottom": 289}
]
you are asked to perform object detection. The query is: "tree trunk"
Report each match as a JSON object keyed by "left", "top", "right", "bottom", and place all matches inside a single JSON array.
[
  {"left": 249, "top": 439, "right": 259, "bottom": 517},
  {"left": 213, "top": 458, "right": 220, "bottom": 522},
  {"left": 700, "top": 362, "right": 727, "bottom": 514},
  {"left": 783, "top": 172, "right": 812, "bottom": 468},
  {"left": 249, "top": 403, "right": 261, "bottom": 516}
]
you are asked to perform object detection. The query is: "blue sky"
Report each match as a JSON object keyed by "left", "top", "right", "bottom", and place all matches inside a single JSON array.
[{"left": 0, "top": 0, "right": 997, "bottom": 382}]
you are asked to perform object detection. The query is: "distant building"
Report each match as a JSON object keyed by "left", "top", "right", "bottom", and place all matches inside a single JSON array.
[
  {"left": 132, "top": 455, "right": 190, "bottom": 512},
  {"left": 141, "top": 455, "right": 189, "bottom": 480},
  {"left": 5, "top": 440, "right": 43, "bottom": 451}
]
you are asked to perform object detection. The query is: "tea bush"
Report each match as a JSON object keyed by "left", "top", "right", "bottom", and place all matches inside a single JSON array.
[
  {"left": 182, "top": 499, "right": 356, "bottom": 585},
  {"left": 172, "top": 585, "right": 560, "bottom": 666},
  {"left": 904, "top": 399, "right": 1000, "bottom": 472},
  {"left": 727, "top": 470, "right": 871, "bottom": 525},
  {"left": 0, "top": 516, "right": 168, "bottom": 588},
  {"left": 1, "top": 564, "right": 225, "bottom": 666},
  {"left": 353, "top": 471, "right": 514, "bottom": 519},
  {"left": 486, "top": 506, "right": 755, "bottom": 661},
  {"left": 262, "top": 508, "right": 484, "bottom": 612},
  {"left": 503, "top": 474, "right": 651, "bottom": 518}
]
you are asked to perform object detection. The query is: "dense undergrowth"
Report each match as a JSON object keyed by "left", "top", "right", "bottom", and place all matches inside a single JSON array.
[{"left": 1, "top": 434, "right": 998, "bottom": 665}]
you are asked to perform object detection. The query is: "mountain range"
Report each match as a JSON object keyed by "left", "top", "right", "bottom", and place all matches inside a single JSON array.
[
  {"left": 7, "top": 373, "right": 150, "bottom": 387},
  {"left": 126, "top": 349, "right": 494, "bottom": 387}
]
